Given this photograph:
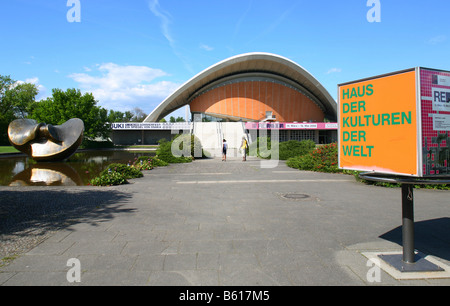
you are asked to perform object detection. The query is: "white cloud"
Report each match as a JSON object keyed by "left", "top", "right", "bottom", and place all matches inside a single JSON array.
[
  {"left": 24, "top": 77, "right": 40, "bottom": 84},
  {"left": 326, "top": 68, "right": 342, "bottom": 74},
  {"left": 68, "top": 63, "right": 180, "bottom": 112},
  {"left": 428, "top": 35, "right": 447, "bottom": 45},
  {"left": 148, "top": 0, "right": 174, "bottom": 46},
  {"left": 200, "top": 44, "right": 214, "bottom": 51},
  {"left": 22, "top": 55, "right": 35, "bottom": 65},
  {"left": 148, "top": 0, "right": 194, "bottom": 74}
]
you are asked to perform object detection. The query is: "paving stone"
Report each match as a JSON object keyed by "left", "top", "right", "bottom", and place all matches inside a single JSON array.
[{"left": 1, "top": 157, "right": 449, "bottom": 286}]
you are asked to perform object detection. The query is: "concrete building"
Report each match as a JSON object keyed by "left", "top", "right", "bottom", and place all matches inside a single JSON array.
[{"left": 111, "top": 53, "right": 338, "bottom": 148}]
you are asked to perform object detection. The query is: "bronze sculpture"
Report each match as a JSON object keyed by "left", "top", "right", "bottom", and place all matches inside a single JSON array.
[{"left": 8, "top": 118, "right": 84, "bottom": 162}]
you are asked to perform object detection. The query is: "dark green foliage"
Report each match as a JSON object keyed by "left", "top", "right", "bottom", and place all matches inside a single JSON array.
[
  {"left": 100, "top": 163, "right": 143, "bottom": 179},
  {"left": 278, "top": 140, "right": 316, "bottom": 160},
  {"left": 249, "top": 138, "right": 316, "bottom": 160},
  {"left": 132, "top": 156, "right": 168, "bottom": 170},
  {"left": 90, "top": 163, "right": 143, "bottom": 186},
  {"left": 248, "top": 137, "right": 272, "bottom": 158},
  {"left": 134, "top": 156, "right": 168, "bottom": 168},
  {"left": 155, "top": 135, "right": 205, "bottom": 163},
  {"left": 89, "top": 171, "right": 128, "bottom": 186}
]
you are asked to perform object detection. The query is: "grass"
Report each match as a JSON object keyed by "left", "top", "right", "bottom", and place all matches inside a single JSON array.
[
  {"left": 126, "top": 145, "right": 159, "bottom": 148},
  {"left": 0, "top": 255, "right": 19, "bottom": 267},
  {"left": 0, "top": 146, "right": 19, "bottom": 154}
]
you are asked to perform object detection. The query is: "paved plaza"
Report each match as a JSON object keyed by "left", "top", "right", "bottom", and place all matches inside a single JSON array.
[{"left": 0, "top": 156, "right": 449, "bottom": 286}]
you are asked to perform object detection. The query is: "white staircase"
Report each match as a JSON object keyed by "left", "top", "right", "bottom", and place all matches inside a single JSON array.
[
  {"left": 192, "top": 122, "right": 249, "bottom": 158},
  {"left": 221, "top": 122, "right": 245, "bottom": 157}
]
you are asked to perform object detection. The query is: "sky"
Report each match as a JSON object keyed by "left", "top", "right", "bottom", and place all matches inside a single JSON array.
[{"left": 1, "top": 0, "right": 450, "bottom": 121}]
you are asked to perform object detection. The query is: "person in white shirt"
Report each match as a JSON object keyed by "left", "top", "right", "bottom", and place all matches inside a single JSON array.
[{"left": 222, "top": 139, "right": 228, "bottom": 161}]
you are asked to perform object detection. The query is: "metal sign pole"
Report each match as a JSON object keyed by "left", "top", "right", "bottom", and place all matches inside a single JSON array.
[
  {"left": 359, "top": 172, "right": 449, "bottom": 273},
  {"left": 401, "top": 184, "right": 415, "bottom": 263}
]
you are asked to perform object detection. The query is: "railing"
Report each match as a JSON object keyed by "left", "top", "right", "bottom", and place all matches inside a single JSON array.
[
  {"left": 242, "top": 121, "right": 252, "bottom": 145},
  {"left": 217, "top": 122, "right": 223, "bottom": 149}
]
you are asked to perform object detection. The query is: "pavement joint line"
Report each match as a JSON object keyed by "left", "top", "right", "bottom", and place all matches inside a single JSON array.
[
  {"left": 176, "top": 179, "right": 354, "bottom": 184},
  {"left": 148, "top": 173, "right": 232, "bottom": 176},
  {"left": 272, "top": 171, "right": 305, "bottom": 173}
]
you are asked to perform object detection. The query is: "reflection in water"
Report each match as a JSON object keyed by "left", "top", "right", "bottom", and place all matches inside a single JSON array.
[
  {"left": 12, "top": 161, "right": 26, "bottom": 176},
  {"left": 10, "top": 164, "right": 82, "bottom": 186},
  {"left": 0, "top": 150, "right": 155, "bottom": 186}
]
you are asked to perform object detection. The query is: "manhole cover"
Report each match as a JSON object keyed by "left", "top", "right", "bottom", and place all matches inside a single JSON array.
[{"left": 282, "top": 193, "right": 310, "bottom": 200}]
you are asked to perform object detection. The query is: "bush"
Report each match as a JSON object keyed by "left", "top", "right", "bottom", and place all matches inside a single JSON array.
[
  {"left": 153, "top": 158, "right": 169, "bottom": 167},
  {"left": 287, "top": 143, "right": 340, "bottom": 173},
  {"left": 90, "top": 163, "right": 143, "bottom": 186},
  {"left": 133, "top": 156, "right": 169, "bottom": 170},
  {"left": 100, "top": 163, "right": 143, "bottom": 179},
  {"left": 156, "top": 137, "right": 196, "bottom": 164},
  {"left": 248, "top": 137, "right": 274, "bottom": 159},
  {"left": 89, "top": 171, "right": 128, "bottom": 186},
  {"left": 278, "top": 140, "right": 316, "bottom": 160},
  {"left": 133, "top": 159, "right": 154, "bottom": 171},
  {"left": 133, "top": 156, "right": 168, "bottom": 170},
  {"left": 286, "top": 142, "right": 450, "bottom": 190},
  {"left": 249, "top": 138, "right": 316, "bottom": 160},
  {"left": 286, "top": 153, "right": 315, "bottom": 170},
  {"left": 175, "top": 134, "right": 205, "bottom": 158}
]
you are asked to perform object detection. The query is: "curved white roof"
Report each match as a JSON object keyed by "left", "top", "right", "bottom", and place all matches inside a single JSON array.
[{"left": 144, "top": 52, "right": 337, "bottom": 122}]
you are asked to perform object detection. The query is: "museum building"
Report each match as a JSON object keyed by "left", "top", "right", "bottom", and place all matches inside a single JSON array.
[{"left": 112, "top": 53, "right": 338, "bottom": 145}]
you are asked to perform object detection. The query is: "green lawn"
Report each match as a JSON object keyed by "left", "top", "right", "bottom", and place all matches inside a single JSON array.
[
  {"left": 127, "top": 145, "right": 159, "bottom": 148},
  {"left": 0, "top": 146, "right": 19, "bottom": 153}
]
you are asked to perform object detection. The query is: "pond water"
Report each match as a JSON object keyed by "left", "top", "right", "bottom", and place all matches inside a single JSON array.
[{"left": 0, "top": 150, "right": 156, "bottom": 186}]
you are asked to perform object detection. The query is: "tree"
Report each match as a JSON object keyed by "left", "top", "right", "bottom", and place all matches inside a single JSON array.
[
  {"left": 107, "top": 108, "right": 146, "bottom": 123},
  {"left": 107, "top": 110, "right": 133, "bottom": 123},
  {"left": 170, "top": 116, "right": 186, "bottom": 122},
  {"left": 29, "top": 88, "right": 110, "bottom": 140},
  {"left": 0, "top": 75, "right": 38, "bottom": 144},
  {"left": 107, "top": 110, "right": 124, "bottom": 123},
  {"left": 131, "top": 107, "right": 147, "bottom": 122},
  {"left": 124, "top": 111, "right": 134, "bottom": 122}
]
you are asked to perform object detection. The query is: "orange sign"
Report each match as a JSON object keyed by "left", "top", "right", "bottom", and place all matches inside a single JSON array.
[{"left": 338, "top": 70, "right": 419, "bottom": 176}]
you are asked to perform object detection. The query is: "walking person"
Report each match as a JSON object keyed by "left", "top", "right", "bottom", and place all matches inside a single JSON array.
[
  {"left": 240, "top": 136, "right": 248, "bottom": 161},
  {"left": 222, "top": 139, "right": 228, "bottom": 161}
]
